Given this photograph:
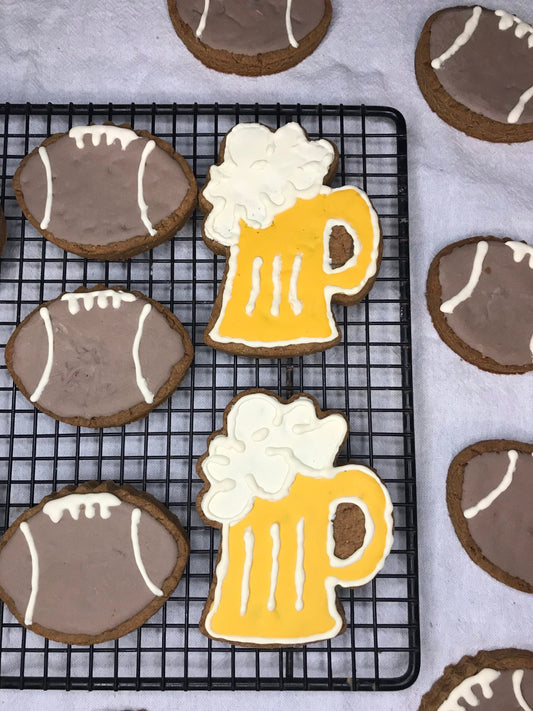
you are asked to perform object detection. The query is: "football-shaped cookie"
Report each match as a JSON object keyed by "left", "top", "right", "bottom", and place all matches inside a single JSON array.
[
  {"left": 447, "top": 440, "right": 533, "bottom": 593},
  {"left": 426, "top": 236, "right": 533, "bottom": 373},
  {"left": 419, "top": 649, "right": 533, "bottom": 711},
  {"left": 415, "top": 6, "right": 533, "bottom": 142},
  {"left": 0, "top": 481, "right": 189, "bottom": 645},
  {"left": 5, "top": 285, "right": 194, "bottom": 428},
  {"left": 13, "top": 124, "right": 197, "bottom": 259},
  {"left": 167, "top": 0, "right": 332, "bottom": 76}
]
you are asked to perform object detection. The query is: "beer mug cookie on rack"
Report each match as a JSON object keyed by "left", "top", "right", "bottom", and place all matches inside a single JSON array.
[
  {"left": 196, "top": 389, "right": 393, "bottom": 646},
  {"left": 200, "top": 122, "right": 382, "bottom": 358},
  {"left": 167, "top": 0, "right": 332, "bottom": 76}
]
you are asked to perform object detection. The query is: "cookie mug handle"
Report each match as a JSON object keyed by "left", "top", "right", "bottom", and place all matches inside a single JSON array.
[{"left": 320, "top": 187, "right": 380, "bottom": 294}]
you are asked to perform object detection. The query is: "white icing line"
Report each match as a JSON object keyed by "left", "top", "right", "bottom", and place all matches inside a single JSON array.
[
  {"left": 507, "top": 241, "right": 533, "bottom": 268},
  {"left": 431, "top": 6, "right": 482, "bottom": 70},
  {"left": 508, "top": 86, "right": 533, "bottom": 124},
  {"left": 20, "top": 522, "right": 39, "bottom": 626},
  {"left": 196, "top": 0, "right": 210, "bottom": 38},
  {"left": 495, "top": 9, "right": 533, "bottom": 48},
  {"left": 30, "top": 307, "right": 53, "bottom": 403},
  {"left": 131, "top": 508, "right": 164, "bottom": 597},
  {"left": 285, "top": 0, "right": 299, "bottom": 48},
  {"left": 69, "top": 125, "right": 139, "bottom": 150},
  {"left": 464, "top": 449, "right": 518, "bottom": 519},
  {"left": 132, "top": 303, "right": 154, "bottom": 404},
  {"left": 61, "top": 290, "right": 136, "bottom": 315},
  {"left": 270, "top": 255, "right": 282, "bottom": 317},
  {"left": 43, "top": 493, "right": 122, "bottom": 523},
  {"left": 440, "top": 240, "right": 488, "bottom": 314},
  {"left": 267, "top": 522, "right": 280, "bottom": 612},
  {"left": 288, "top": 253, "right": 303, "bottom": 316},
  {"left": 294, "top": 517, "right": 305, "bottom": 612},
  {"left": 137, "top": 139, "right": 157, "bottom": 237},
  {"left": 240, "top": 526, "right": 254, "bottom": 616},
  {"left": 245, "top": 256, "right": 263, "bottom": 316},
  {"left": 514, "top": 670, "right": 533, "bottom": 711},
  {"left": 38, "top": 147, "right": 53, "bottom": 230},
  {"left": 437, "top": 668, "right": 500, "bottom": 711}
]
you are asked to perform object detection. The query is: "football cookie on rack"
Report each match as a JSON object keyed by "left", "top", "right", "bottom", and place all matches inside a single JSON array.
[
  {"left": 419, "top": 649, "right": 533, "bottom": 711},
  {"left": 5, "top": 285, "right": 193, "bottom": 428},
  {"left": 0, "top": 481, "right": 189, "bottom": 645},
  {"left": 426, "top": 236, "right": 533, "bottom": 373},
  {"left": 167, "top": 0, "right": 332, "bottom": 76},
  {"left": 415, "top": 5, "right": 533, "bottom": 142},
  {"left": 196, "top": 389, "right": 393, "bottom": 646},
  {"left": 200, "top": 122, "right": 382, "bottom": 358},
  {"left": 447, "top": 440, "right": 533, "bottom": 593},
  {"left": 13, "top": 123, "right": 197, "bottom": 259}
]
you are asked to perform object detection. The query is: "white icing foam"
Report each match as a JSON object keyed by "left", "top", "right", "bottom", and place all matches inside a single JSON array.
[
  {"left": 294, "top": 517, "right": 305, "bottom": 612},
  {"left": 285, "top": 0, "right": 299, "bottom": 48},
  {"left": 130, "top": 508, "right": 164, "bottom": 597},
  {"left": 437, "top": 668, "right": 500, "bottom": 711},
  {"left": 137, "top": 139, "right": 157, "bottom": 236},
  {"left": 508, "top": 86, "right": 533, "bottom": 124},
  {"left": 440, "top": 240, "right": 488, "bottom": 314},
  {"left": 245, "top": 256, "right": 263, "bottom": 316},
  {"left": 132, "top": 303, "right": 155, "bottom": 404},
  {"left": 464, "top": 449, "right": 518, "bottom": 519},
  {"left": 20, "top": 522, "right": 39, "bottom": 626},
  {"left": 431, "top": 6, "right": 482, "bottom": 70},
  {"left": 61, "top": 290, "right": 136, "bottom": 315},
  {"left": 196, "top": 0, "right": 210, "bottom": 38},
  {"left": 288, "top": 253, "right": 303, "bottom": 316},
  {"left": 30, "top": 307, "right": 54, "bottom": 403},
  {"left": 43, "top": 492, "right": 122, "bottom": 523},
  {"left": 267, "top": 522, "right": 281, "bottom": 612},
  {"left": 38, "top": 147, "right": 53, "bottom": 230},
  {"left": 69, "top": 125, "right": 139, "bottom": 150},
  {"left": 240, "top": 526, "right": 254, "bottom": 616}
]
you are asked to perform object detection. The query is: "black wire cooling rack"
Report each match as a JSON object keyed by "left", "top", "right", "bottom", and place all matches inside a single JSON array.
[{"left": 0, "top": 102, "right": 418, "bottom": 691}]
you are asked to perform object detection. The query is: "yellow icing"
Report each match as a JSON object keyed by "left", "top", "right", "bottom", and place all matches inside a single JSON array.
[
  {"left": 215, "top": 188, "right": 379, "bottom": 344},
  {"left": 207, "top": 468, "right": 392, "bottom": 643}
]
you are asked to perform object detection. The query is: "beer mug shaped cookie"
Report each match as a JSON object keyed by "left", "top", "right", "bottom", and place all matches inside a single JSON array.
[
  {"left": 200, "top": 123, "right": 382, "bottom": 357},
  {"left": 197, "top": 390, "right": 393, "bottom": 646}
]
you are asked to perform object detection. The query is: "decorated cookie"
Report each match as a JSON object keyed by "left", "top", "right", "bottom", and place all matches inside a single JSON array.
[
  {"left": 415, "top": 6, "right": 533, "bottom": 142},
  {"left": 13, "top": 124, "right": 197, "bottom": 259},
  {"left": 426, "top": 236, "right": 533, "bottom": 373},
  {"left": 200, "top": 122, "right": 382, "bottom": 358},
  {"left": 196, "top": 389, "right": 393, "bottom": 646},
  {"left": 419, "top": 649, "right": 533, "bottom": 711},
  {"left": 0, "top": 481, "right": 189, "bottom": 645},
  {"left": 447, "top": 440, "right": 533, "bottom": 593},
  {"left": 167, "top": 0, "right": 332, "bottom": 76},
  {"left": 5, "top": 285, "right": 193, "bottom": 428}
]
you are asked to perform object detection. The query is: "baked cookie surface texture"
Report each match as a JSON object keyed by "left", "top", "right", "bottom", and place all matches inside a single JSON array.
[
  {"left": 0, "top": 481, "right": 189, "bottom": 645},
  {"left": 14, "top": 124, "right": 197, "bottom": 259},
  {"left": 426, "top": 236, "right": 533, "bottom": 373},
  {"left": 447, "top": 440, "right": 533, "bottom": 593},
  {"left": 196, "top": 389, "right": 393, "bottom": 646},
  {"left": 419, "top": 649, "right": 533, "bottom": 711},
  {"left": 168, "top": 0, "right": 332, "bottom": 76},
  {"left": 201, "top": 122, "right": 382, "bottom": 357},
  {"left": 6, "top": 285, "right": 194, "bottom": 428},
  {"left": 415, "top": 6, "right": 533, "bottom": 142}
]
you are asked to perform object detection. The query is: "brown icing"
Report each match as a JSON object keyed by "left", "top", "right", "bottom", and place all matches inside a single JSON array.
[
  {"left": 174, "top": 0, "right": 326, "bottom": 55},
  {"left": 19, "top": 132, "right": 191, "bottom": 246},
  {"left": 438, "top": 240, "right": 533, "bottom": 366},
  {"left": 10, "top": 292, "right": 185, "bottom": 420},
  {"left": 0, "top": 498, "right": 178, "bottom": 636},
  {"left": 430, "top": 7, "right": 533, "bottom": 125},
  {"left": 461, "top": 450, "right": 533, "bottom": 586}
]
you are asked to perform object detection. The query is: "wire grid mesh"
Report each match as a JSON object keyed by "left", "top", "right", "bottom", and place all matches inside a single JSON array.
[{"left": 0, "top": 102, "right": 418, "bottom": 691}]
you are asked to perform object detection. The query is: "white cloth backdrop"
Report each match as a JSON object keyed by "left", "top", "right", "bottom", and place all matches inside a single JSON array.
[{"left": 1, "top": 0, "right": 533, "bottom": 708}]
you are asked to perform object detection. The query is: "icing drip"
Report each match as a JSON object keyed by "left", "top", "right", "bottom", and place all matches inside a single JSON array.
[
  {"left": 20, "top": 522, "right": 39, "bottom": 626},
  {"left": 508, "top": 86, "right": 533, "bottom": 124},
  {"left": 495, "top": 10, "right": 533, "bottom": 49},
  {"left": 513, "top": 670, "right": 533, "bottom": 711},
  {"left": 507, "top": 241, "right": 533, "bottom": 268},
  {"left": 61, "top": 290, "right": 136, "bottom": 314},
  {"left": 267, "top": 522, "right": 280, "bottom": 612},
  {"left": 294, "top": 517, "right": 305, "bottom": 612},
  {"left": 270, "top": 255, "right": 282, "bottom": 317},
  {"left": 38, "top": 147, "right": 53, "bottom": 230},
  {"left": 30, "top": 307, "right": 53, "bottom": 403},
  {"left": 437, "top": 668, "right": 501, "bottom": 711},
  {"left": 43, "top": 493, "right": 122, "bottom": 522},
  {"left": 69, "top": 125, "right": 139, "bottom": 150},
  {"left": 288, "top": 253, "right": 304, "bottom": 316},
  {"left": 431, "top": 6, "right": 482, "bottom": 70},
  {"left": 285, "top": 0, "right": 299, "bottom": 48},
  {"left": 245, "top": 256, "right": 263, "bottom": 316},
  {"left": 240, "top": 526, "right": 254, "bottom": 616},
  {"left": 464, "top": 449, "right": 518, "bottom": 519},
  {"left": 130, "top": 508, "right": 164, "bottom": 597},
  {"left": 196, "top": 0, "right": 210, "bottom": 39},
  {"left": 132, "top": 303, "right": 155, "bottom": 404},
  {"left": 440, "top": 240, "right": 488, "bottom": 314},
  {"left": 138, "top": 140, "right": 157, "bottom": 236}
]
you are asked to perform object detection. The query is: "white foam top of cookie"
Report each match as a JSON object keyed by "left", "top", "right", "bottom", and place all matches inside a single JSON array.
[
  {"left": 202, "top": 122, "right": 336, "bottom": 247},
  {"left": 201, "top": 392, "right": 347, "bottom": 524}
]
